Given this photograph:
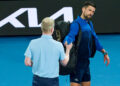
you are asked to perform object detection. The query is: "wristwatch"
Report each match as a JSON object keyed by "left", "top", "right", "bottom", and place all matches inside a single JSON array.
[{"left": 103, "top": 52, "right": 108, "bottom": 55}]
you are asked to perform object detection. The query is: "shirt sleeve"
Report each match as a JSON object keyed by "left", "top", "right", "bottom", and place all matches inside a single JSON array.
[
  {"left": 63, "top": 22, "right": 79, "bottom": 44},
  {"left": 24, "top": 41, "right": 32, "bottom": 58},
  {"left": 90, "top": 22, "right": 103, "bottom": 51},
  {"left": 59, "top": 43, "right": 65, "bottom": 60},
  {"left": 94, "top": 36, "right": 103, "bottom": 51}
]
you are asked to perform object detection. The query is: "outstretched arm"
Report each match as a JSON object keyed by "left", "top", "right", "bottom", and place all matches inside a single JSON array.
[{"left": 63, "top": 22, "right": 79, "bottom": 45}]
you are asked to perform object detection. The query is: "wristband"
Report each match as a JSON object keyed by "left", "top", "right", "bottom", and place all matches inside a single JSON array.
[{"left": 103, "top": 52, "right": 108, "bottom": 55}]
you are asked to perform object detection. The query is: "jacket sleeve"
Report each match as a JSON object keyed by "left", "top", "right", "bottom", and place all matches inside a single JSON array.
[
  {"left": 91, "top": 27, "right": 103, "bottom": 51},
  {"left": 63, "top": 22, "right": 79, "bottom": 44},
  {"left": 94, "top": 35, "right": 103, "bottom": 51}
]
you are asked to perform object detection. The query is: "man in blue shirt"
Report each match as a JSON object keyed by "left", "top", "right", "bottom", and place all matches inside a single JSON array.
[
  {"left": 24, "top": 17, "right": 72, "bottom": 86},
  {"left": 64, "top": 1, "right": 110, "bottom": 86}
]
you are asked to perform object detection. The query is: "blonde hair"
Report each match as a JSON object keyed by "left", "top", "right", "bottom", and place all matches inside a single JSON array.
[{"left": 41, "top": 17, "right": 54, "bottom": 33}]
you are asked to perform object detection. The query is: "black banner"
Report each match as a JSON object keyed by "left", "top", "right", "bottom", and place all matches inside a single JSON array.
[
  {"left": 96, "top": 0, "right": 120, "bottom": 34},
  {"left": 0, "top": 0, "right": 119, "bottom": 36},
  {"left": 0, "top": 0, "right": 83, "bottom": 36}
]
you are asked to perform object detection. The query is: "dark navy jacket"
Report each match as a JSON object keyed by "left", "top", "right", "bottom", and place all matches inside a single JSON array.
[{"left": 63, "top": 16, "right": 103, "bottom": 58}]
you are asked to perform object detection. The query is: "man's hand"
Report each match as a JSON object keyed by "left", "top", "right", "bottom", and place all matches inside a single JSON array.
[
  {"left": 64, "top": 41, "right": 73, "bottom": 50},
  {"left": 61, "top": 41, "right": 73, "bottom": 66},
  {"left": 101, "top": 49, "right": 110, "bottom": 66},
  {"left": 64, "top": 41, "right": 68, "bottom": 46},
  {"left": 65, "top": 43, "right": 73, "bottom": 50},
  {"left": 24, "top": 57, "right": 33, "bottom": 67},
  {"left": 104, "top": 54, "right": 110, "bottom": 66}
]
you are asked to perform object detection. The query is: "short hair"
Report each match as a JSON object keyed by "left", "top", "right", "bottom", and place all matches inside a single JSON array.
[
  {"left": 82, "top": 1, "right": 96, "bottom": 8},
  {"left": 41, "top": 17, "right": 54, "bottom": 33}
]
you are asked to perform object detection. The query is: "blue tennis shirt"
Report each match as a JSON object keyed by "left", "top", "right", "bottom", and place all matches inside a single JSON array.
[{"left": 24, "top": 35, "right": 65, "bottom": 78}]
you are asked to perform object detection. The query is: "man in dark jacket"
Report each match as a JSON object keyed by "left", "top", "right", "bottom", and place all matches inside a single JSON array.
[{"left": 63, "top": 1, "right": 110, "bottom": 86}]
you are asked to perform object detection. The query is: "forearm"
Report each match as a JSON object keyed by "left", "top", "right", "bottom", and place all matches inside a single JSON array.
[
  {"left": 61, "top": 43, "right": 72, "bottom": 66},
  {"left": 61, "top": 48, "right": 70, "bottom": 66},
  {"left": 65, "top": 48, "right": 70, "bottom": 62}
]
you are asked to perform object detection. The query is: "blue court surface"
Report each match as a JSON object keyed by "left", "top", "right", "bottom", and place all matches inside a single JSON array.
[{"left": 0, "top": 34, "right": 120, "bottom": 86}]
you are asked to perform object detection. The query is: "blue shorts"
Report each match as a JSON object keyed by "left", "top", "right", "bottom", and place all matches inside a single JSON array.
[
  {"left": 32, "top": 75, "right": 59, "bottom": 86},
  {"left": 70, "top": 59, "right": 91, "bottom": 83}
]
